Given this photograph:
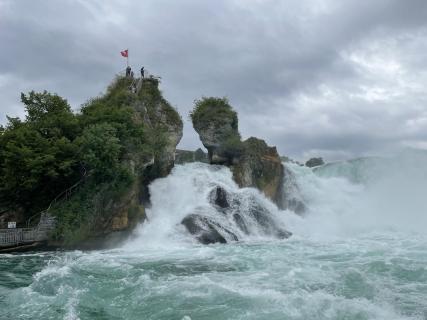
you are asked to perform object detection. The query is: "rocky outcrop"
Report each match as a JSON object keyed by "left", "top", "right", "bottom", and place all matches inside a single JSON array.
[
  {"left": 103, "top": 79, "right": 182, "bottom": 238},
  {"left": 175, "top": 148, "right": 208, "bottom": 165},
  {"left": 191, "top": 97, "right": 286, "bottom": 208},
  {"left": 103, "top": 181, "right": 145, "bottom": 233},
  {"left": 91, "top": 78, "right": 183, "bottom": 243},
  {"left": 181, "top": 186, "right": 291, "bottom": 244},
  {"left": 47, "top": 76, "right": 183, "bottom": 248},
  {"left": 182, "top": 214, "right": 232, "bottom": 244},
  {"left": 305, "top": 157, "right": 325, "bottom": 168},
  {"left": 191, "top": 97, "right": 241, "bottom": 165},
  {"left": 232, "top": 137, "right": 284, "bottom": 207},
  {"left": 134, "top": 79, "right": 183, "bottom": 177}
]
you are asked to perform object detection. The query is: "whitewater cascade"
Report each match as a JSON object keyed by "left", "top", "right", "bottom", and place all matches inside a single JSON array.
[
  {"left": 3, "top": 151, "right": 427, "bottom": 319},
  {"left": 290, "top": 150, "right": 427, "bottom": 238},
  {"left": 127, "top": 150, "right": 427, "bottom": 248},
  {"left": 126, "top": 163, "right": 292, "bottom": 248}
]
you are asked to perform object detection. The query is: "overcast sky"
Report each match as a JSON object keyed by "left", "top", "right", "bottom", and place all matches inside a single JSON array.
[{"left": 1, "top": 0, "right": 427, "bottom": 161}]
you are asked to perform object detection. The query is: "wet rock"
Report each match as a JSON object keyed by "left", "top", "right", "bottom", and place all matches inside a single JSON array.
[
  {"left": 232, "top": 137, "right": 284, "bottom": 208},
  {"left": 276, "top": 229, "right": 292, "bottom": 239},
  {"left": 278, "top": 166, "right": 306, "bottom": 215},
  {"left": 210, "top": 186, "right": 230, "bottom": 209},
  {"left": 247, "top": 199, "right": 292, "bottom": 239},
  {"left": 181, "top": 214, "right": 238, "bottom": 244},
  {"left": 232, "top": 213, "right": 249, "bottom": 235},
  {"left": 305, "top": 157, "right": 325, "bottom": 168},
  {"left": 190, "top": 98, "right": 286, "bottom": 208}
]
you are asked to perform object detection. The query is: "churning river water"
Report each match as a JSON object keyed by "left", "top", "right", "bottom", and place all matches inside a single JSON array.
[{"left": 1, "top": 152, "right": 427, "bottom": 320}]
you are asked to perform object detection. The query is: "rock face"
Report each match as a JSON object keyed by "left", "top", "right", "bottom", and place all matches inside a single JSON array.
[
  {"left": 103, "top": 181, "right": 145, "bottom": 233},
  {"left": 182, "top": 214, "right": 230, "bottom": 244},
  {"left": 49, "top": 76, "right": 183, "bottom": 248},
  {"left": 278, "top": 166, "right": 306, "bottom": 215},
  {"left": 232, "top": 137, "right": 284, "bottom": 207},
  {"left": 191, "top": 97, "right": 240, "bottom": 165},
  {"left": 191, "top": 97, "right": 285, "bottom": 208},
  {"left": 305, "top": 157, "right": 325, "bottom": 168},
  {"left": 135, "top": 79, "right": 183, "bottom": 178},
  {"left": 175, "top": 148, "right": 208, "bottom": 165},
  {"left": 181, "top": 186, "right": 291, "bottom": 244},
  {"left": 106, "top": 79, "right": 182, "bottom": 235}
]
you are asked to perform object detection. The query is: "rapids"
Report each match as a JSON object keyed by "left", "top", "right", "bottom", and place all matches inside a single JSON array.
[{"left": 1, "top": 151, "right": 427, "bottom": 319}]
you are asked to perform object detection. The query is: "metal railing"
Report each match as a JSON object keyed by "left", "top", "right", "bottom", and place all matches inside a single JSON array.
[
  {"left": 0, "top": 213, "right": 56, "bottom": 248},
  {"left": 0, "top": 228, "right": 36, "bottom": 247},
  {"left": 26, "top": 172, "right": 87, "bottom": 228},
  {"left": 0, "top": 174, "right": 86, "bottom": 248}
]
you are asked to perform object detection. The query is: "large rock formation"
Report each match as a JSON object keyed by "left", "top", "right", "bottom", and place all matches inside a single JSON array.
[
  {"left": 103, "top": 78, "right": 182, "bottom": 242},
  {"left": 134, "top": 78, "right": 183, "bottom": 178},
  {"left": 191, "top": 97, "right": 285, "bottom": 208},
  {"left": 49, "top": 76, "right": 183, "bottom": 248},
  {"left": 232, "top": 137, "right": 284, "bottom": 206},
  {"left": 191, "top": 97, "right": 241, "bottom": 165},
  {"left": 175, "top": 148, "right": 209, "bottom": 165},
  {"left": 181, "top": 186, "right": 291, "bottom": 244},
  {"left": 305, "top": 157, "right": 325, "bottom": 168}
]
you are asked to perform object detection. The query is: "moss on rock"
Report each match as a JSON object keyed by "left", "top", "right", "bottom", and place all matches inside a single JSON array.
[
  {"left": 50, "top": 75, "right": 182, "bottom": 247},
  {"left": 190, "top": 97, "right": 240, "bottom": 164},
  {"left": 191, "top": 97, "right": 285, "bottom": 207},
  {"left": 232, "top": 137, "right": 284, "bottom": 207}
]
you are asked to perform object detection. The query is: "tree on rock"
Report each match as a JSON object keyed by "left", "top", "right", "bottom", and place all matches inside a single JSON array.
[
  {"left": 190, "top": 97, "right": 241, "bottom": 165},
  {"left": 190, "top": 97, "right": 286, "bottom": 209},
  {"left": 0, "top": 91, "right": 80, "bottom": 213}
]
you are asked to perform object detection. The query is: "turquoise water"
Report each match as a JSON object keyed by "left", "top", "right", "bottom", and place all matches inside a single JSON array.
[
  {"left": 1, "top": 233, "right": 427, "bottom": 320},
  {"left": 2, "top": 156, "right": 427, "bottom": 320}
]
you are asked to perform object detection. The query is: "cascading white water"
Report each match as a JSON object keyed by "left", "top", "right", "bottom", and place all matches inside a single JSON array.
[
  {"left": 125, "top": 162, "right": 291, "bottom": 249},
  {"left": 288, "top": 150, "right": 427, "bottom": 239},
  {"left": 126, "top": 150, "right": 427, "bottom": 248},
  {"left": 3, "top": 151, "right": 427, "bottom": 319}
]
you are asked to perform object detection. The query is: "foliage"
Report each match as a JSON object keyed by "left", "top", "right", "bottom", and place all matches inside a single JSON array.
[
  {"left": 194, "top": 148, "right": 208, "bottom": 162},
  {"left": 75, "top": 123, "right": 122, "bottom": 181},
  {"left": 218, "top": 133, "right": 244, "bottom": 160},
  {"left": 138, "top": 79, "right": 182, "bottom": 127},
  {"left": 190, "top": 97, "right": 238, "bottom": 130},
  {"left": 51, "top": 171, "right": 133, "bottom": 245},
  {"left": 0, "top": 74, "right": 181, "bottom": 244},
  {"left": 0, "top": 92, "right": 80, "bottom": 212}
]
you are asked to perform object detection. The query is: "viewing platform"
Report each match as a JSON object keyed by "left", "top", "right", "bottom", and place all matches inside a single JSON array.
[{"left": 0, "top": 212, "right": 56, "bottom": 252}]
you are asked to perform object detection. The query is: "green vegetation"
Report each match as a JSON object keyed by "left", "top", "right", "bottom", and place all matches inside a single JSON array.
[
  {"left": 190, "top": 97, "right": 238, "bottom": 130},
  {"left": 0, "top": 75, "right": 180, "bottom": 244},
  {"left": 138, "top": 79, "right": 181, "bottom": 127},
  {"left": 0, "top": 91, "right": 80, "bottom": 212},
  {"left": 51, "top": 171, "right": 133, "bottom": 245},
  {"left": 217, "top": 133, "right": 244, "bottom": 160}
]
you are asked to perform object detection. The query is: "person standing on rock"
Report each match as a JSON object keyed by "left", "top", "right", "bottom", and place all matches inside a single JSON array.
[
  {"left": 140, "top": 67, "right": 145, "bottom": 78},
  {"left": 126, "top": 66, "right": 131, "bottom": 77}
]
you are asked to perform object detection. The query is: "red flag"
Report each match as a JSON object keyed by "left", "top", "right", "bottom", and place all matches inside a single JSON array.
[{"left": 120, "top": 49, "right": 128, "bottom": 58}]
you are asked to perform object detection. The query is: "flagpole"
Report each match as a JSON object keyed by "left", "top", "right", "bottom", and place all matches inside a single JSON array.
[{"left": 127, "top": 48, "right": 129, "bottom": 68}]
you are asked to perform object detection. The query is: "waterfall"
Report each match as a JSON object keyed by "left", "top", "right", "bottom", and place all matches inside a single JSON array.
[
  {"left": 125, "top": 150, "right": 427, "bottom": 248},
  {"left": 125, "top": 163, "right": 292, "bottom": 249}
]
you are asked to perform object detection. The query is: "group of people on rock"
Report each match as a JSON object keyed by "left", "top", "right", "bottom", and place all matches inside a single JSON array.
[{"left": 125, "top": 66, "right": 144, "bottom": 78}]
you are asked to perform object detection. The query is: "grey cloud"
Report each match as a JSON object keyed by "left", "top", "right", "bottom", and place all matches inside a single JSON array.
[{"left": 1, "top": 0, "right": 427, "bottom": 161}]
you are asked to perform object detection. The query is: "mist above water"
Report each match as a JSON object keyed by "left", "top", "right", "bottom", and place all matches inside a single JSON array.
[
  {"left": 126, "top": 150, "right": 427, "bottom": 248},
  {"left": 2, "top": 151, "right": 427, "bottom": 320}
]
